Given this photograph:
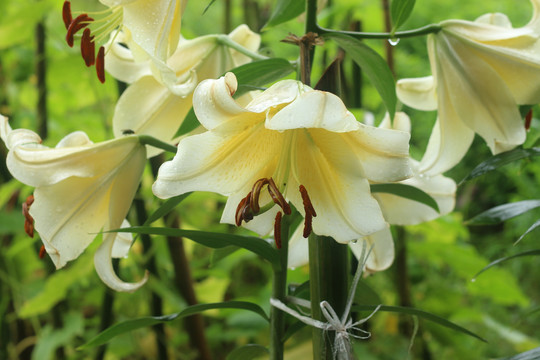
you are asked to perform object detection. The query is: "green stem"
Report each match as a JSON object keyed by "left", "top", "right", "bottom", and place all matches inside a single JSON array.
[
  {"left": 308, "top": 235, "right": 349, "bottom": 360},
  {"left": 270, "top": 215, "right": 291, "bottom": 360},
  {"left": 317, "top": 23, "right": 442, "bottom": 40},
  {"left": 137, "top": 135, "right": 178, "bottom": 154},
  {"left": 216, "top": 35, "right": 268, "bottom": 61}
]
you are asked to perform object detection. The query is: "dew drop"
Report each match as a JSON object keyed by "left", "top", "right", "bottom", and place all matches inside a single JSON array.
[
  {"left": 471, "top": 278, "right": 477, "bottom": 283},
  {"left": 290, "top": 267, "right": 296, "bottom": 271},
  {"left": 388, "top": 38, "right": 400, "bottom": 46},
  {"left": 351, "top": 239, "right": 358, "bottom": 244}
]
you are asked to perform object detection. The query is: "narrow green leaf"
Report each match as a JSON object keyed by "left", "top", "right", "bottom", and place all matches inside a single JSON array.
[
  {"left": 174, "top": 107, "right": 199, "bottom": 137},
  {"left": 473, "top": 249, "right": 540, "bottom": 280},
  {"left": 466, "top": 200, "right": 540, "bottom": 225},
  {"left": 210, "top": 246, "right": 240, "bottom": 266},
  {"left": 352, "top": 305, "right": 486, "bottom": 342},
  {"left": 80, "top": 301, "right": 269, "bottom": 349},
  {"left": 264, "top": 0, "right": 304, "bottom": 28},
  {"left": 460, "top": 147, "right": 540, "bottom": 184},
  {"left": 370, "top": 183, "right": 439, "bottom": 212},
  {"left": 327, "top": 33, "right": 396, "bottom": 118},
  {"left": 144, "top": 193, "right": 191, "bottom": 225},
  {"left": 515, "top": 219, "right": 540, "bottom": 244},
  {"left": 231, "top": 58, "right": 295, "bottom": 97},
  {"left": 500, "top": 346, "right": 540, "bottom": 360},
  {"left": 110, "top": 227, "right": 280, "bottom": 269},
  {"left": 226, "top": 344, "right": 269, "bottom": 360},
  {"left": 390, "top": 0, "right": 416, "bottom": 31},
  {"left": 203, "top": 0, "right": 217, "bottom": 14}
]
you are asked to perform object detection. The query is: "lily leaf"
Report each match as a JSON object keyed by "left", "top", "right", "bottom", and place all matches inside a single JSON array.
[
  {"left": 352, "top": 305, "right": 486, "bottom": 342},
  {"left": 460, "top": 147, "right": 540, "bottom": 184},
  {"left": 473, "top": 249, "right": 540, "bottom": 280},
  {"left": 144, "top": 193, "right": 192, "bottom": 225},
  {"left": 109, "top": 227, "right": 281, "bottom": 269},
  {"left": 370, "top": 183, "right": 439, "bottom": 212},
  {"left": 515, "top": 219, "right": 540, "bottom": 245},
  {"left": 226, "top": 344, "right": 269, "bottom": 360},
  {"left": 231, "top": 58, "right": 295, "bottom": 97},
  {"left": 466, "top": 200, "right": 540, "bottom": 225},
  {"left": 79, "top": 301, "right": 269, "bottom": 349},
  {"left": 327, "top": 33, "right": 396, "bottom": 118},
  {"left": 264, "top": 0, "right": 304, "bottom": 28},
  {"left": 499, "top": 346, "right": 540, "bottom": 360},
  {"left": 174, "top": 107, "right": 199, "bottom": 137},
  {"left": 390, "top": 0, "right": 416, "bottom": 31}
]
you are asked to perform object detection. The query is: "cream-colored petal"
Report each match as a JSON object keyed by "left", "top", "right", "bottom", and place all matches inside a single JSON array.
[
  {"left": 111, "top": 220, "right": 134, "bottom": 258},
  {"left": 122, "top": 0, "right": 184, "bottom": 61},
  {"left": 112, "top": 75, "right": 192, "bottom": 157},
  {"left": 193, "top": 73, "right": 251, "bottom": 130},
  {"left": 7, "top": 135, "right": 143, "bottom": 187},
  {"left": 287, "top": 225, "right": 309, "bottom": 269},
  {"left": 153, "top": 121, "right": 281, "bottom": 199},
  {"left": 94, "top": 232, "right": 148, "bottom": 292},
  {"left": 288, "top": 130, "right": 388, "bottom": 242},
  {"left": 227, "top": 24, "right": 262, "bottom": 64},
  {"left": 434, "top": 34, "right": 526, "bottom": 154},
  {"left": 396, "top": 76, "right": 438, "bottom": 111},
  {"left": 374, "top": 171, "right": 456, "bottom": 226},
  {"left": 378, "top": 112, "right": 411, "bottom": 133},
  {"left": 350, "top": 228, "right": 394, "bottom": 273},
  {"left": 105, "top": 31, "right": 152, "bottom": 83},
  {"left": 266, "top": 90, "right": 360, "bottom": 132},
  {"left": 246, "top": 79, "right": 303, "bottom": 113}
]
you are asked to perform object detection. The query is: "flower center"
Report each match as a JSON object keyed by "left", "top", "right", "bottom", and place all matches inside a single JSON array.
[
  {"left": 235, "top": 178, "right": 317, "bottom": 248},
  {"left": 63, "top": 1, "right": 123, "bottom": 83}
]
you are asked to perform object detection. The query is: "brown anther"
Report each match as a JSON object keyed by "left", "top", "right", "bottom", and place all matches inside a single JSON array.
[
  {"left": 81, "top": 28, "right": 96, "bottom": 66},
  {"left": 22, "top": 195, "right": 35, "bottom": 238},
  {"left": 299, "top": 185, "right": 316, "bottom": 217},
  {"left": 250, "top": 178, "right": 269, "bottom": 213},
  {"left": 62, "top": 1, "right": 72, "bottom": 30},
  {"left": 525, "top": 109, "right": 533, "bottom": 131},
  {"left": 96, "top": 46, "right": 106, "bottom": 83},
  {"left": 303, "top": 213, "right": 313, "bottom": 238},
  {"left": 235, "top": 194, "right": 250, "bottom": 226},
  {"left": 268, "top": 178, "right": 291, "bottom": 215},
  {"left": 241, "top": 198, "right": 255, "bottom": 223},
  {"left": 274, "top": 211, "right": 283, "bottom": 249},
  {"left": 66, "top": 14, "right": 93, "bottom": 47},
  {"left": 39, "top": 245, "right": 46, "bottom": 259}
]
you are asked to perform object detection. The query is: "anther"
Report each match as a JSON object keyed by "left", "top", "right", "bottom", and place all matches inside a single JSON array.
[
  {"left": 250, "top": 178, "right": 269, "bottom": 213},
  {"left": 525, "top": 109, "right": 533, "bottom": 131},
  {"left": 274, "top": 211, "right": 283, "bottom": 249},
  {"left": 39, "top": 245, "right": 46, "bottom": 259},
  {"left": 66, "top": 14, "right": 93, "bottom": 47},
  {"left": 22, "top": 195, "right": 35, "bottom": 238},
  {"left": 235, "top": 194, "right": 250, "bottom": 226},
  {"left": 268, "top": 178, "right": 291, "bottom": 215},
  {"left": 81, "top": 28, "right": 95, "bottom": 66},
  {"left": 299, "top": 185, "right": 316, "bottom": 238},
  {"left": 96, "top": 46, "right": 106, "bottom": 83},
  {"left": 62, "top": 1, "right": 72, "bottom": 30}
]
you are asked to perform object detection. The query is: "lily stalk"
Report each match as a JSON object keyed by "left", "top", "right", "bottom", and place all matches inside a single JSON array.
[{"left": 269, "top": 215, "right": 292, "bottom": 360}]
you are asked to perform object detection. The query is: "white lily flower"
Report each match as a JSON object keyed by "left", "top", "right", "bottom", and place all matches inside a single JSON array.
[
  {"left": 288, "top": 113, "right": 456, "bottom": 272},
  {"left": 397, "top": 2, "right": 540, "bottom": 175},
  {"left": 0, "top": 116, "right": 148, "bottom": 292},
  {"left": 63, "top": 0, "right": 186, "bottom": 82},
  {"left": 153, "top": 73, "right": 412, "bottom": 243},
  {"left": 109, "top": 25, "right": 261, "bottom": 157}
]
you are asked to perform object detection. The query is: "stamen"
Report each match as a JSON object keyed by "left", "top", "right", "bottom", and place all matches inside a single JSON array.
[
  {"left": 81, "top": 28, "right": 96, "bottom": 66},
  {"left": 39, "top": 245, "right": 46, "bottom": 259},
  {"left": 62, "top": 1, "right": 73, "bottom": 30},
  {"left": 241, "top": 194, "right": 255, "bottom": 223},
  {"left": 96, "top": 46, "right": 106, "bottom": 83},
  {"left": 299, "top": 185, "right": 317, "bottom": 238},
  {"left": 525, "top": 109, "right": 533, "bottom": 131},
  {"left": 274, "top": 211, "right": 282, "bottom": 249},
  {"left": 235, "top": 194, "right": 250, "bottom": 226},
  {"left": 250, "top": 178, "right": 269, "bottom": 213},
  {"left": 22, "top": 195, "right": 35, "bottom": 238},
  {"left": 299, "top": 185, "right": 317, "bottom": 217},
  {"left": 66, "top": 14, "right": 94, "bottom": 47},
  {"left": 268, "top": 178, "right": 291, "bottom": 215}
]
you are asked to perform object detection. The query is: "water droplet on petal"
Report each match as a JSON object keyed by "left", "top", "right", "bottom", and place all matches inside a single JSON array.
[
  {"left": 388, "top": 38, "right": 400, "bottom": 46},
  {"left": 351, "top": 239, "right": 358, "bottom": 244}
]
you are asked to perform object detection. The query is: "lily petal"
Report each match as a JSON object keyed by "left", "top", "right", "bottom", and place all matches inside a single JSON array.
[{"left": 350, "top": 228, "right": 394, "bottom": 273}]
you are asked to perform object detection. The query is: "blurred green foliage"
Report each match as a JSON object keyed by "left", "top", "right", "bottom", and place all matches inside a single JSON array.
[{"left": 1, "top": 0, "right": 539, "bottom": 359}]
